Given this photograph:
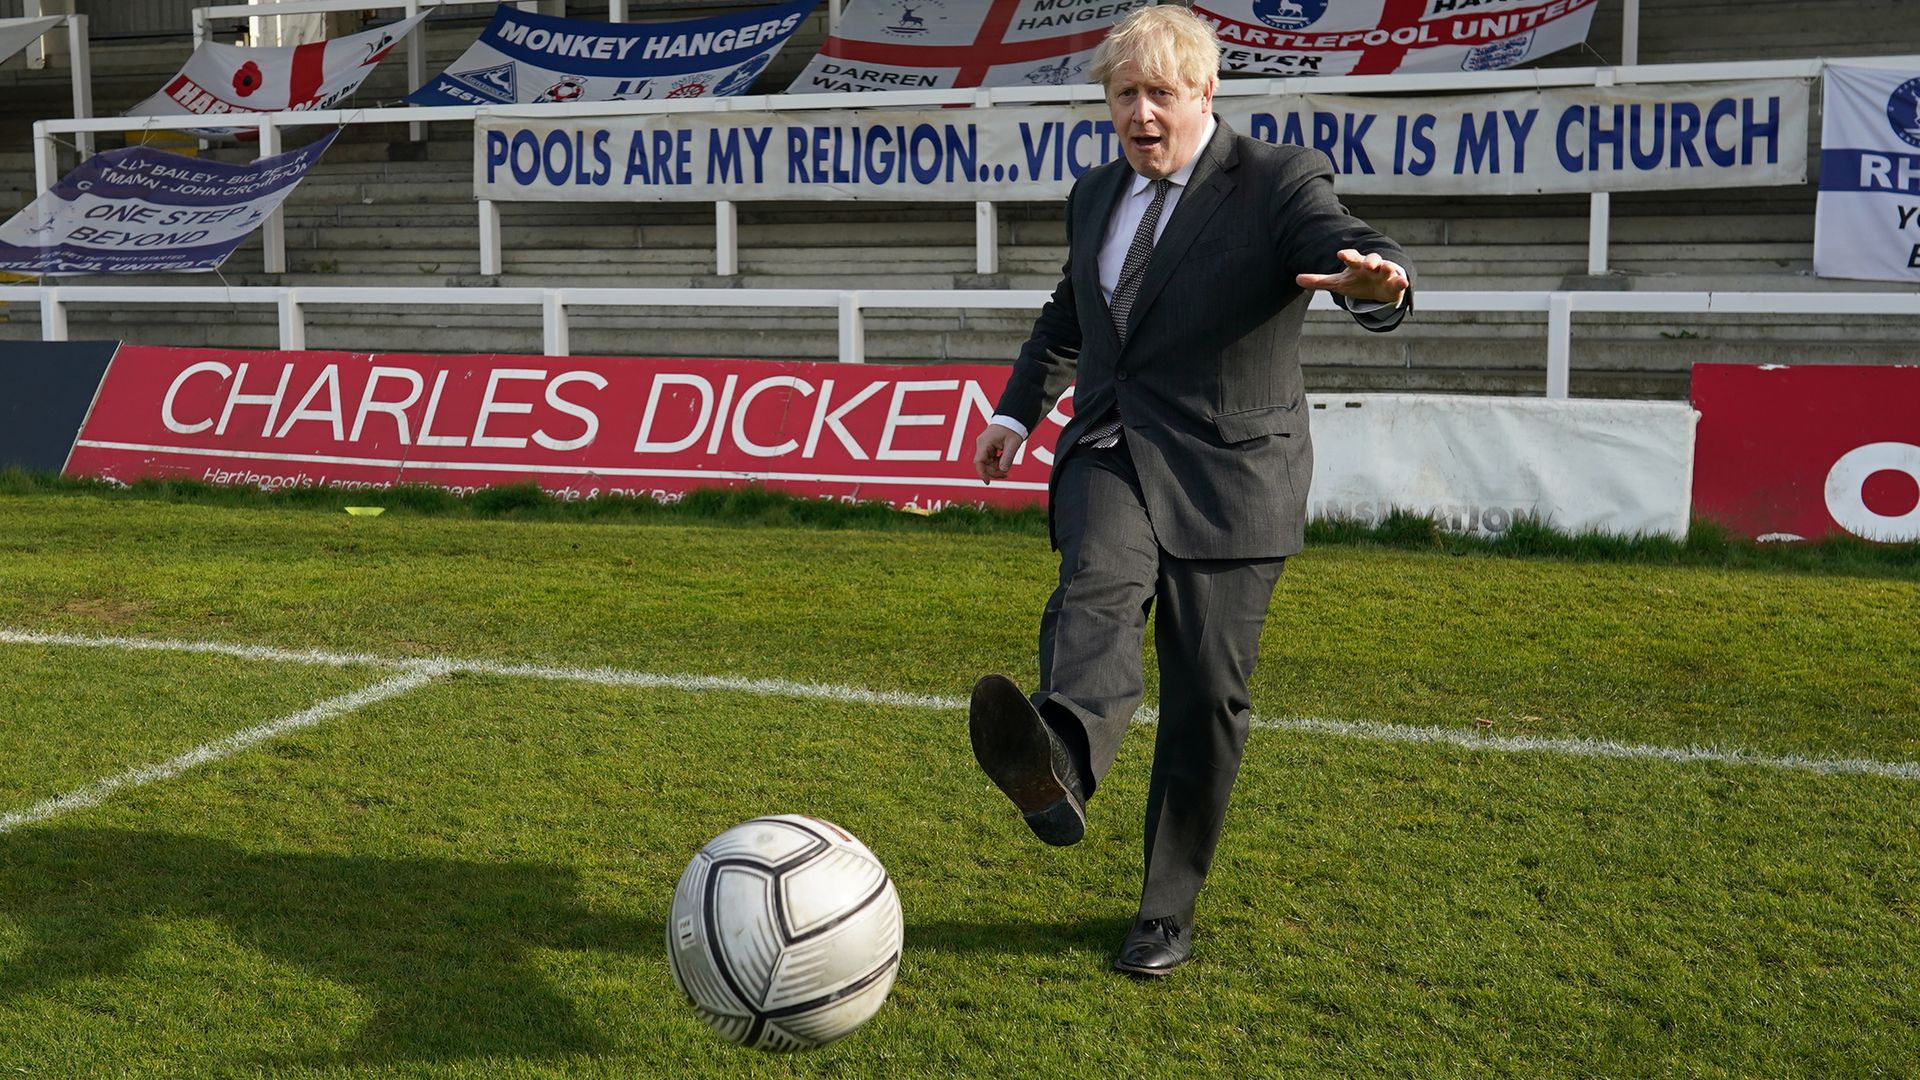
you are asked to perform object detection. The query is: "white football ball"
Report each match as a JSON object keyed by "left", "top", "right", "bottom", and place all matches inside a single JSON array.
[{"left": 667, "top": 814, "right": 903, "bottom": 1051}]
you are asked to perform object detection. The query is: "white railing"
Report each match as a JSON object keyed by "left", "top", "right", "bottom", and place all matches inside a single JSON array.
[
  {"left": 40, "top": 55, "right": 1914, "bottom": 284},
  {"left": 11, "top": 10, "right": 94, "bottom": 158},
  {"left": 6, "top": 285, "right": 1919, "bottom": 399}
]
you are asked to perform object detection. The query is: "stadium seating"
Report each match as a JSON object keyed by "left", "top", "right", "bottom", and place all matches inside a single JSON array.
[{"left": 1, "top": 0, "right": 1916, "bottom": 398}]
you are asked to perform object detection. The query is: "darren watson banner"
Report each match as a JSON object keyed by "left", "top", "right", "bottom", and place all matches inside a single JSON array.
[
  {"left": 1814, "top": 65, "right": 1920, "bottom": 283},
  {"left": 787, "top": 0, "right": 1147, "bottom": 94},
  {"left": 475, "top": 80, "right": 1805, "bottom": 200},
  {"left": 0, "top": 131, "right": 339, "bottom": 275},
  {"left": 128, "top": 14, "right": 424, "bottom": 138},
  {"left": 1192, "top": 0, "right": 1598, "bottom": 77},
  {"left": 407, "top": 1, "right": 817, "bottom": 107}
]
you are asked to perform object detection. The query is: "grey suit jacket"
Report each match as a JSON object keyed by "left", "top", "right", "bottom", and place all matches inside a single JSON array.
[{"left": 996, "top": 120, "right": 1414, "bottom": 560}]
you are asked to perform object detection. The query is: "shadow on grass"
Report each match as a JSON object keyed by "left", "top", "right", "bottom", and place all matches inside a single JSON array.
[
  {"left": 0, "top": 826, "right": 658, "bottom": 1070},
  {"left": 907, "top": 915, "right": 1133, "bottom": 958}
]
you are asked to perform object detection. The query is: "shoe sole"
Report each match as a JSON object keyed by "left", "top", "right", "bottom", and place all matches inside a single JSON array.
[
  {"left": 968, "top": 675, "right": 1085, "bottom": 847},
  {"left": 1111, "top": 957, "right": 1183, "bottom": 978}
]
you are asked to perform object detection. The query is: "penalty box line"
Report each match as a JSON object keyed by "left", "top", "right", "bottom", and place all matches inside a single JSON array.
[
  {"left": 1, "top": 628, "right": 1917, "bottom": 834},
  {"left": 0, "top": 663, "right": 446, "bottom": 835}
]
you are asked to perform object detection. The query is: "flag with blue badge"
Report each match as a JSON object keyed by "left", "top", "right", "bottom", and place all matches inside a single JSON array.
[
  {"left": 407, "top": 0, "right": 818, "bottom": 107},
  {"left": 1815, "top": 64, "right": 1920, "bottom": 283}
]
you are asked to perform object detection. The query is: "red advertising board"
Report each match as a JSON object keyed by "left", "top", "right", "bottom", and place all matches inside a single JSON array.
[
  {"left": 65, "top": 347, "right": 1069, "bottom": 510},
  {"left": 1691, "top": 363, "right": 1920, "bottom": 543}
]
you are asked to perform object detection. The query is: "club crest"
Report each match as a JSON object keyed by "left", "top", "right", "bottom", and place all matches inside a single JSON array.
[
  {"left": 1253, "top": 0, "right": 1329, "bottom": 31},
  {"left": 715, "top": 54, "right": 772, "bottom": 97},
  {"left": 451, "top": 62, "right": 516, "bottom": 103},
  {"left": 1887, "top": 76, "right": 1920, "bottom": 149},
  {"left": 883, "top": 0, "right": 943, "bottom": 38},
  {"left": 1463, "top": 33, "right": 1532, "bottom": 71}
]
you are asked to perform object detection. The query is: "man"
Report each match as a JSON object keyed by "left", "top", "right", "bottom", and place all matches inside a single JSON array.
[{"left": 968, "top": 6, "right": 1412, "bottom": 977}]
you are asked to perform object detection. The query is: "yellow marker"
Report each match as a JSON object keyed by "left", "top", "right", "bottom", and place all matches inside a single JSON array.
[{"left": 344, "top": 506, "right": 385, "bottom": 517}]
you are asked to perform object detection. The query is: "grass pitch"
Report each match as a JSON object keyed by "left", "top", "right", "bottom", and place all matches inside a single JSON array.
[{"left": 0, "top": 492, "right": 1915, "bottom": 1077}]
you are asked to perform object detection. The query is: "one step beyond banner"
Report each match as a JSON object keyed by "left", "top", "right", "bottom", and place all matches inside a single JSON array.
[{"left": 0, "top": 132, "right": 339, "bottom": 275}]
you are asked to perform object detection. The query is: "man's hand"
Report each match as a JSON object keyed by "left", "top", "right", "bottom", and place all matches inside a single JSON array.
[
  {"left": 1295, "top": 248, "right": 1409, "bottom": 305},
  {"left": 973, "top": 423, "right": 1024, "bottom": 484}
]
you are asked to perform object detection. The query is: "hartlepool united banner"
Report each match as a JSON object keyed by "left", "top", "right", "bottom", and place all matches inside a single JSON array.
[
  {"left": 0, "top": 131, "right": 339, "bottom": 274},
  {"left": 128, "top": 14, "right": 425, "bottom": 137},
  {"left": 407, "top": 1, "right": 818, "bottom": 107},
  {"left": 1814, "top": 65, "right": 1920, "bottom": 283},
  {"left": 1192, "top": 0, "right": 1599, "bottom": 77},
  {"left": 474, "top": 81, "right": 1805, "bottom": 200},
  {"left": 787, "top": 0, "right": 1149, "bottom": 94}
]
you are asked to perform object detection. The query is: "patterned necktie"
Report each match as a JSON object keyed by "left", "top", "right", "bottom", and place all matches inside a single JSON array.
[{"left": 1081, "top": 176, "right": 1173, "bottom": 449}]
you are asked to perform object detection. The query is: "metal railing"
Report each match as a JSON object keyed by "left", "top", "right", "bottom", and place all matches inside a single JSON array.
[
  {"left": 6, "top": 284, "right": 1919, "bottom": 399},
  {"left": 9, "top": 10, "right": 93, "bottom": 157}
]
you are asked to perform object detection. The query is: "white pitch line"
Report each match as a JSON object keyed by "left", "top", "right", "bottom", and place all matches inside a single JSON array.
[
  {"left": 6, "top": 628, "right": 1920, "bottom": 786},
  {"left": 0, "top": 664, "right": 445, "bottom": 835},
  {"left": 0, "top": 628, "right": 401, "bottom": 670}
]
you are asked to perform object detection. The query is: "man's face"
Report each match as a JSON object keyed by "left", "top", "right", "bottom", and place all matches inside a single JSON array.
[{"left": 1105, "top": 60, "right": 1215, "bottom": 179}]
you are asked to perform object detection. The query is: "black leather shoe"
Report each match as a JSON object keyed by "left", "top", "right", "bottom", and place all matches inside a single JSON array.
[
  {"left": 968, "top": 674, "right": 1086, "bottom": 846},
  {"left": 1112, "top": 912, "right": 1193, "bottom": 977}
]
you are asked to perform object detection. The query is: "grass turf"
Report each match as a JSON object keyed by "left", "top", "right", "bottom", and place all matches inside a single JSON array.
[{"left": 0, "top": 493, "right": 1915, "bottom": 1076}]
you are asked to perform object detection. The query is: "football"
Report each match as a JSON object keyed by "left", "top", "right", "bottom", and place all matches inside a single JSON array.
[{"left": 666, "top": 814, "right": 904, "bottom": 1051}]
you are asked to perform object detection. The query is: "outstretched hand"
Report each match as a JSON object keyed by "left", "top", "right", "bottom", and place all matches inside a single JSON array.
[{"left": 1295, "top": 249, "right": 1409, "bottom": 305}]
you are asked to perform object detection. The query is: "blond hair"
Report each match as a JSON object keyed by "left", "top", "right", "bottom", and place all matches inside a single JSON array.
[{"left": 1089, "top": 6, "right": 1220, "bottom": 92}]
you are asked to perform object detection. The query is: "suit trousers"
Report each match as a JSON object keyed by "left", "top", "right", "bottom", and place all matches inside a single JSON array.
[{"left": 1033, "top": 443, "right": 1286, "bottom": 920}]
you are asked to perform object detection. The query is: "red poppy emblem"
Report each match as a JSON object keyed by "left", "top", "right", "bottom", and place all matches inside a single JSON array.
[{"left": 233, "top": 61, "right": 263, "bottom": 97}]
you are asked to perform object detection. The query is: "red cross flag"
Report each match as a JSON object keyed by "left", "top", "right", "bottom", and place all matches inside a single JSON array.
[
  {"left": 128, "top": 13, "right": 428, "bottom": 137},
  {"left": 787, "top": 0, "right": 1148, "bottom": 94}
]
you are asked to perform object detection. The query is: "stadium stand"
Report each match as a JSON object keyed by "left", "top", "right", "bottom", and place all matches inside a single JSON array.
[{"left": 1, "top": 0, "right": 1917, "bottom": 398}]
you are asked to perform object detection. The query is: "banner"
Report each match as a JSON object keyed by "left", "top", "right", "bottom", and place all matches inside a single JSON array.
[
  {"left": 1193, "top": 0, "right": 1598, "bottom": 77},
  {"left": 407, "top": 1, "right": 817, "bottom": 107},
  {"left": 1692, "top": 364, "right": 1920, "bottom": 543},
  {"left": 66, "top": 347, "right": 1699, "bottom": 537},
  {"left": 0, "top": 14, "right": 61, "bottom": 66},
  {"left": 62, "top": 348, "right": 1056, "bottom": 511},
  {"left": 1814, "top": 65, "right": 1920, "bottom": 284},
  {"left": 1308, "top": 395, "right": 1697, "bottom": 539},
  {"left": 127, "top": 13, "right": 425, "bottom": 137},
  {"left": 0, "top": 131, "right": 339, "bottom": 275},
  {"left": 474, "top": 80, "right": 1806, "bottom": 200},
  {"left": 787, "top": 0, "right": 1147, "bottom": 94},
  {"left": 0, "top": 340, "right": 120, "bottom": 473}
]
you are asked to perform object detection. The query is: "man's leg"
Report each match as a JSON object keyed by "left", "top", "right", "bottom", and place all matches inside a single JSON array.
[
  {"left": 1033, "top": 447, "right": 1160, "bottom": 794},
  {"left": 1137, "top": 553, "right": 1285, "bottom": 921},
  {"left": 969, "top": 447, "right": 1159, "bottom": 846}
]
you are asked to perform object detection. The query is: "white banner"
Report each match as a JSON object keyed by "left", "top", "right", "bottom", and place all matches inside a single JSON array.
[
  {"left": 788, "top": 0, "right": 1148, "bottom": 94},
  {"left": 127, "top": 13, "right": 427, "bottom": 137},
  {"left": 1308, "top": 395, "right": 1699, "bottom": 539},
  {"left": 0, "top": 15, "right": 61, "bottom": 66},
  {"left": 475, "top": 80, "right": 1807, "bottom": 200},
  {"left": 1193, "top": 0, "right": 1598, "bottom": 77},
  {"left": 1814, "top": 65, "right": 1920, "bottom": 284}
]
